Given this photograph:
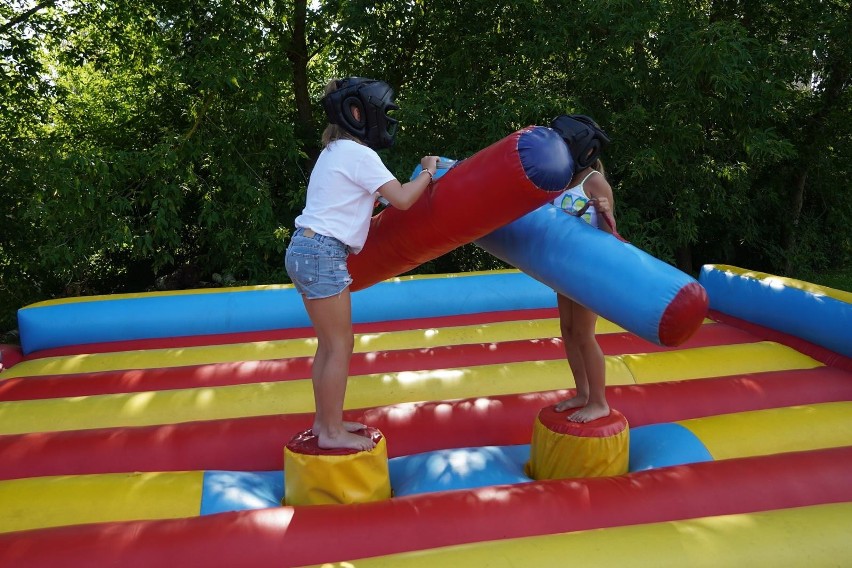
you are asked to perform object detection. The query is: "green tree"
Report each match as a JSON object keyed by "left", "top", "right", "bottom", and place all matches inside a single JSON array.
[
  {"left": 1, "top": 0, "right": 850, "bottom": 338},
  {"left": 1, "top": 1, "right": 311, "bottom": 333}
]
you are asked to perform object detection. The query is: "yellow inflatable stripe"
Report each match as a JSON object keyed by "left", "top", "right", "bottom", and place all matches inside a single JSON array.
[
  {"left": 0, "top": 471, "right": 203, "bottom": 534},
  {"left": 678, "top": 401, "right": 852, "bottom": 460},
  {"left": 24, "top": 284, "right": 296, "bottom": 308},
  {"left": 708, "top": 264, "right": 852, "bottom": 304},
  {"left": 622, "top": 341, "right": 822, "bottom": 383},
  {"left": 308, "top": 502, "right": 852, "bottom": 567},
  {"left": 0, "top": 358, "right": 634, "bottom": 435},
  {"left": 0, "top": 340, "right": 813, "bottom": 436},
  {"left": 2, "top": 318, "right": 628, "bottom": 379}
]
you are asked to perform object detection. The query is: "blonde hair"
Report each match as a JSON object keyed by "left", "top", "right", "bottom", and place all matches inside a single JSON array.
[
  {"left": 320, "top": 78, "right": 360, "bottom": 148},
  {"left": 591, "top": 158, "right": 606, "bottom": 178}
]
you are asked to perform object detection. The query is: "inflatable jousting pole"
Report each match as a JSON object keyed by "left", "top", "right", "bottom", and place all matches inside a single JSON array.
[
  {"left": 476, "top": 206, "right": 708, "bottom": 346},
  {"left": 348, "top": 126, "right": 573, "bottom": 291}
]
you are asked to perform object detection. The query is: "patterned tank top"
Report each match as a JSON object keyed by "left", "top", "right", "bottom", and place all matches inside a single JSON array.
[{"left": 552, "top": 170, "right": 601, "bottom": 228}]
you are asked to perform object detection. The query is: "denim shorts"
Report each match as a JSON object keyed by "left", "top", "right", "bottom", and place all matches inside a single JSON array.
[{"left": 285, "top": 228, "right": 353, "bottom": 299}]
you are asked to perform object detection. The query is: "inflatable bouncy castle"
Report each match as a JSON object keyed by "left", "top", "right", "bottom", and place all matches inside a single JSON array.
[
  {"left": 1, "top": 128, "right": 851, "bottom": 566},
  {"left": 2, "top": 266, "right": 850, "bottom": 566}
]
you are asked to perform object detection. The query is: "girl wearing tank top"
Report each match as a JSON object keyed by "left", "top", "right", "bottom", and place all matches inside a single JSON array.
[{"left": 553, "top": 158, "right": 616, "bottom": 423}]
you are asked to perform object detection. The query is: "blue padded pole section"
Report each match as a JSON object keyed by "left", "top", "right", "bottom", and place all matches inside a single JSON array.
[
  {"left": 699, "top": 265, "right": 852, "bottom": 358},
  {"left": 476, "top": 205, "right": 699, "bottom": 346},
  {"left": 17, "top": 271, "right": 555, "bottom": 354}
]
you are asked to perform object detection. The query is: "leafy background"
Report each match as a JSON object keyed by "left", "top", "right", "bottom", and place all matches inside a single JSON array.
[{"left": 1, "top": 0, "right": 850, "bottom": 339}]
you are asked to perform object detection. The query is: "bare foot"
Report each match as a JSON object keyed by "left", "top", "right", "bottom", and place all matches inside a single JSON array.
[
  {"left": 555, "top": 395, "right": 588, "bottom": 412},
  {"left": 316, "top": 429, "right": 376, "bottom": 451},
  {"left": 342, "top": 420, "right": 368, "bottom": 432},
  {"left": 568, "top": 402, "right": 610, "bottom": 423},
  {"left": 312, "top": 420, "right": 367, "bottom": 436}
]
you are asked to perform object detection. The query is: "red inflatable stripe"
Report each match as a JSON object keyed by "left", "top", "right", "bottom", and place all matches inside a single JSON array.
[
  {"left": 709, "top": 309, "right": 852, "bottom": 372},
  {"left": 0, "top": 366, "right": 849, "bottom": 481},
  {"left": 2, "top": 447, "right": 849, "bottom": 568},
  {"left": 0, "top": 322, "right": 757, "bottom": 401}
]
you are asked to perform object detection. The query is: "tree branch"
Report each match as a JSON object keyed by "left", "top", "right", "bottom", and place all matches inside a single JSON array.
[{"left": 1, "top": 0, "right": 58, "bottom": 34}]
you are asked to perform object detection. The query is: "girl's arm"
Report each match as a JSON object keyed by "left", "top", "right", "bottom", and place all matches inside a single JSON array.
[
  {"left": 377, "top": 156, "right": 439, "bottom": 210},
  {"left": 587, "top": 175, "right": 616, "bottom": 235}
]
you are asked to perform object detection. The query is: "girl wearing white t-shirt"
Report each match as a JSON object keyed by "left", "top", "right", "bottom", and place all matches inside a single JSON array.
[{"left": 285, "top": 77, "right": 438, "bottom": 450}]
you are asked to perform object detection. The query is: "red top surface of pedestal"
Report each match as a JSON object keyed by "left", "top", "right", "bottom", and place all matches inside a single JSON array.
[
  {"left": 286, "top": 427, "right": 384, "bottom": 456},
  {"left": 537, "top": 405, "right": 628, "bottom": 438}
]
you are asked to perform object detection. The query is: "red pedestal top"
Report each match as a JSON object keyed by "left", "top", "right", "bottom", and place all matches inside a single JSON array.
[
  {"left": 537, "top": 405, "right": 628, "bottom": 438},
  {"left": 286, "top": 427, "right": 384, "bottom": 456}
]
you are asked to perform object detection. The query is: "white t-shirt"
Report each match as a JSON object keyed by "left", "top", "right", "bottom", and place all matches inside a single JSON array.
[{"left": 295, "top": 139, "right": 396, "bottom": 254}]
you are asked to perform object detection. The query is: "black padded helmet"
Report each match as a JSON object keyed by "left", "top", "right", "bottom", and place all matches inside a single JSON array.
[
  {"left": 550, "top": 114, "right": 611, "bottom": 171},
  {"left": 321, "top": 77, "right": 399, "bottom": 150}
]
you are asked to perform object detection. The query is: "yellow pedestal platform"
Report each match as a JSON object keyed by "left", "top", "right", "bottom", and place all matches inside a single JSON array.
[
  {"left": 527, "top": 406, "right": 629, "bottom": 480},
  {"left": 283, "top": 427, "right": 391, "bottom": 506}
]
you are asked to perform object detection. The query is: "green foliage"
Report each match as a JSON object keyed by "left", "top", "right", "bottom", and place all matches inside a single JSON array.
[
  {"left": 801, "top": 267, "right": 852, "bottom": 293},
  {"left": 1, "top": 1, "right": 304, "bottom": 332},
  {"left": 1, "top": 0, "right": 851, "bottom": 337}
]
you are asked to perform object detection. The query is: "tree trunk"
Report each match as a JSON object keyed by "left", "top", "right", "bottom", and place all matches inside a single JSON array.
[
  {"left": 675, "top": 245, "right": 694, "bottom": 275},
  {"left": 287, "top": 0, "right": 313, "bottom": 141},
  {"left": 782, "top": 169, "right": 808, "bottom": 275},
  {"left": 780, "top": 0, "right": 850, "bottom": 275}
]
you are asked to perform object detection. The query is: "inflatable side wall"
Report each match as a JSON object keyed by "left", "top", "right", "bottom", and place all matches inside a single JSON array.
[
  {"left": 699, "top": 264, "right": 852, "bottom": 358},
  {"left": 16, "top": 272, "right": 554, "bottom": 355}
]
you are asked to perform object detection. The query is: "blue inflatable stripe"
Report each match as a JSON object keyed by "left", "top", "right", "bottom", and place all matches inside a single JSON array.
[
  {"left": 699, "top": 266, "right": 852, "bottom": 358},
  {"left": 389, "top": 445, "right": 533, "bottom": 497},
  {"left": 628, "top": 423, "right": 713, "bottom": 471},
  {"left": 354, "top": 271, "right": 554, "bottom": 322},
  {"left": 196, "top": 425, "right": 714, "bottom": 514},
  {"left": 17, "top": 271, "right": 556, "bottom": 354},
  {"left": 200, "top": 471, "right": 283, "bottom": 515},
  {"left": 17, "top": 289, "right": 308, "bottom": 354}
]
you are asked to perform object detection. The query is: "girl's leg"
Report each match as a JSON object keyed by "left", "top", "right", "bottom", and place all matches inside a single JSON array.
[
  {"left": 554, "top": 293, "right": 589, "bottom": 411},
  {"left": 565, "top": 301, "right": 609, "bottom": 423},
  {"left": 310, "top": 339, "right": 367, "bottom": 435},
  {"left": 302, "top": 288, "right": 375, "bottom": 450}
]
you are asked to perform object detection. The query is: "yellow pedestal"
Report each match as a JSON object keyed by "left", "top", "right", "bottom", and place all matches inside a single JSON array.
[
  {"left": 283, "top": 427, "right": 391, "bottom": 506},
  {"left": 527, "top": 406, "right": 629, "bottom": 480}
]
